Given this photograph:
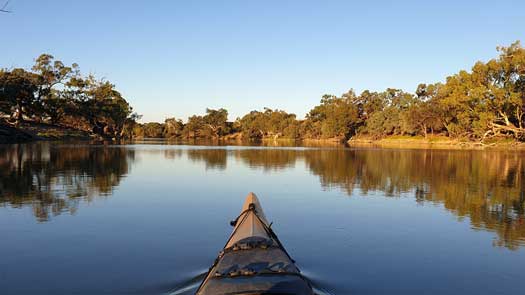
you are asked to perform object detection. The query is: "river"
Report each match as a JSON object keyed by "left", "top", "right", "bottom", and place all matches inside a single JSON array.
[{"left": 1, "top": 141, "right": 524, "bottom": 294}]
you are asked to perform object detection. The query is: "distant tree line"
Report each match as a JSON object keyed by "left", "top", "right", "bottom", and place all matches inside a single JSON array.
[
  {"left": 134, "top": 41, "right": 525, "bottom": 142},
  {"left": 3, "top": 41, "right": 524, "bottom": 142},
  {"left": 0, "top": 54, "right": 138, "bottom": 139}
]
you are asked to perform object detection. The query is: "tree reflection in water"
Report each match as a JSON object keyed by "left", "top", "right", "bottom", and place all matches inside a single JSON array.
[
  {"left": 187, "top": 148, "right": 227, "bottom": 170},
  {"left": 0, "top": 143, "right": 134, "bottom": 222},
  {"left": 186, "top": 148, "right": 525, "bottom": 249},
  {"left": 1, "top": 144, "right": 524, "bottom": 249}
]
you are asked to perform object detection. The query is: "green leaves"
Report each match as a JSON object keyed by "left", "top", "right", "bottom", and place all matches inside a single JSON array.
[
  {"left": 2, "top": 41, "right": 524, "bottom": 143},
  {"left": 433, "top": 41, "right": 525, "bottom": 140},
  {"left": 0, "top": 68, "right": 40, "bottom": 123},
  {"left": 0, "top": 54, "right": 136, "bottom": 138},
  {"left": 236, "top": 108, "right": 299, "bottom": 139}
]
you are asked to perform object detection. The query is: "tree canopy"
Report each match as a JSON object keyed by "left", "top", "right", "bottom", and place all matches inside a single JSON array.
[
  {"left": 3, "top": 41, "right": 525, "bottom": 143},
  {"left": 0, "top": 54, "right": 137, "bottom": 139}
]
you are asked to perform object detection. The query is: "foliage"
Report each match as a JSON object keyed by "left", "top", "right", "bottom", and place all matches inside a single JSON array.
[
  {"left": 164, "top": 117, "right": 184, "bottom": 138},
  {"left": 0, "top": 54, "right": 137, "bottom": 139},
  {"left": 142, "top": 122, "right": 165, "bottom": 138},
  {"left": 305, "top": 92, "right": 360, "bottom": 139},
  {"left": 0, "top": 68, "right": 40, "bottom": 123},
  {"left": 2, "top": 41, "right": 525, "bottom": 143},
  {"left": 236, "top": 108, "right": 299, "bottom": 139}
]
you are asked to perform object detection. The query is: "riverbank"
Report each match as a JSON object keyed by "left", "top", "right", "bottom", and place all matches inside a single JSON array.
[
  {"left": 253, "top": 134, "right": 525, "bottom": 150},
  {"left": 0, "top": 122, "right": 92, "bottom": 144},
  {"left": 348, "top": 135, "right": 525, "bottom": 150},
  {"left": 4, "top": 122, "right": 525, "bottom": 150}
]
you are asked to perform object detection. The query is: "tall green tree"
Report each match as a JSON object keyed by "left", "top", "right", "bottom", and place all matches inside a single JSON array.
[
  {"left": 31, "top": 54, "right": 78, "bottom": 124},
  {"left": 237, "top": 108, "right": 299, "bottom": 139},
  {"left": 164, "top": 117, "right": 184, "bottom": 138},
  {"left": 306, "top": 91, "right": 360, "bottom": 139},
  {"left": 435, "top": 41, "right": 525, "bottom": 140},
  {"left": 0, "top": 68, "right": 39, "bottom": 124},
  {"left": 203, "top": 108, "right": 229, "bottom": 136}
]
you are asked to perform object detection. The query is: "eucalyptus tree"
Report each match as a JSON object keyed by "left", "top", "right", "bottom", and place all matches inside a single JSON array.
[
  {"left": 203, "top": 108, "right": 229, "bottom": 136},
  {"left": 31, "top": 54, "right": 78, "bottom": 124},
  {"left": 0, "top": 68, "right": 39, "bottom": 124},
  {"left": 306, "top": 91, "right": 360, "bottom": 139}
]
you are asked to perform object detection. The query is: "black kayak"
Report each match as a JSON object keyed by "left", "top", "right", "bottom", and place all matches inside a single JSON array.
[{"left": 196, "top": 193, "right": 315, "bottom": 295}]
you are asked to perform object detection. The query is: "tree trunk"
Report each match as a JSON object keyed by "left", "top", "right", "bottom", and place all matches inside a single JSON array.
[
  {"left": 92, "top": 121, "right": 107, "bottom": 137},
  {"left": 499, "top": 110, "right": 511, "bottom": 126},
  {"left": 490, "top": 122, "right": 525, "bottom": 138},
  {"left": 14, "top": 107, "right": 24, "bottom": 126},
  {"left": 517, "top": 106, "right": 524, "bottom": 129},
  {"left": 442, "top": 122, "right": 452, "bottom": 137}
]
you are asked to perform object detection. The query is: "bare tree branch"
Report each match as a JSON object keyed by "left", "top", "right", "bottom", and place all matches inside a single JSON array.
[{"left": 0, "top": 0, "right": 11, "bottom": 13}]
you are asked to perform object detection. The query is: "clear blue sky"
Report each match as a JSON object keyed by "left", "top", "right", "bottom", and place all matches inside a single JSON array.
[{"left": 1, "top": 0, "right": 524, "bottom": 122}]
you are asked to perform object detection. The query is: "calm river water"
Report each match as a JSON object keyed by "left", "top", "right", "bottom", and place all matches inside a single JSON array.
[{"left": 1, "top": 141, "right": 524, "bottom": 294}]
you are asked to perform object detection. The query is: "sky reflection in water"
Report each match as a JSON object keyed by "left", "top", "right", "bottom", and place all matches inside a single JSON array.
[{"left": 1, "top": 142, "right": 524, "bottom": 294}]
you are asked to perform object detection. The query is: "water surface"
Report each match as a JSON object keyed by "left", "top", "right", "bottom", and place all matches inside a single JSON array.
[{"left": 1, "top": 142, "right": 524, "bottom": 294}]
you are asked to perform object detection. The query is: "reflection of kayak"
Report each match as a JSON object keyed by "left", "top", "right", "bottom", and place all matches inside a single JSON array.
[{"left": 196, "top": 192, "right": 315, "bottom": 295}]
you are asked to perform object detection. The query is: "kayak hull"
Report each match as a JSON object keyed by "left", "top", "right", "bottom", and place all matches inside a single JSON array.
[{"left": 196, "top": 193, "right": 314, "bottom": 295}]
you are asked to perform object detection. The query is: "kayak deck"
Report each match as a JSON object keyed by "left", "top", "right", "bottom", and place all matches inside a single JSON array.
[{"left": 196, "top": 193, "right": 314, "bottom": 295}]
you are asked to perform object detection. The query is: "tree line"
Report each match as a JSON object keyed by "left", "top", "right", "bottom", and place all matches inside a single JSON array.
[
  {"left": 2, "top": 41, "right": 524, "bottom": 142},
  {"left": 136, "top": 41, "right": 525, "bottom": 143},
  {"left": 0, "top": 54, "right": 138, "bottom": 139}
]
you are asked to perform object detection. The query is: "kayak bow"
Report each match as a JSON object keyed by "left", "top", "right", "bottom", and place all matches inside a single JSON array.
[{"left": 196, "top": 192, "right": 314, "bottom": 295}]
